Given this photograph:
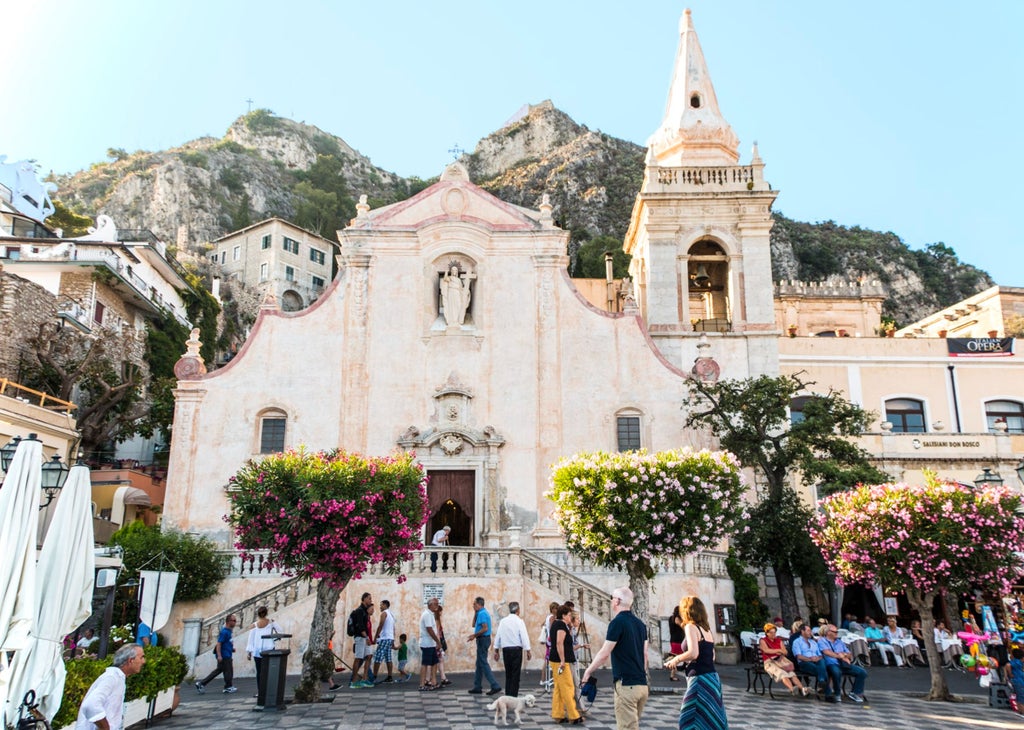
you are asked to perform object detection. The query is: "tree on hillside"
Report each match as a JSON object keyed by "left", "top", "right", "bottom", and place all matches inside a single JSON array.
[
  {"left": 23, "top": 322, "right": 149, "bottom": 455},
  {"left": 547, "top": 448, "right": 746, "bottom": 624},
  {"left": 227, "top": 449, "right": 428, "bottom": 702},
  {"left": 570, "top": 235, "right": 631, "bottom": 279},
  {"left": 811, "top": 476, "right": 1024, "bottom": 701},
  {"left": 46, "top": 200, "right": 93, "bottom": 237},
  {"left": 684, "top": 373, "right": 887, "bottom": 624}
]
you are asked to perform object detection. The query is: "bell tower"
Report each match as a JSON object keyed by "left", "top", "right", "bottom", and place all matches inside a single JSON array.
[{"left": 624, "top": 9, "right": 780, "bottom": 377}]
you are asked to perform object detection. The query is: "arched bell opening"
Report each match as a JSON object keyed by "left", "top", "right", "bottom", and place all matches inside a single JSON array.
[{"left": 687, "top": 240, "right": 730, "bottom": 331}]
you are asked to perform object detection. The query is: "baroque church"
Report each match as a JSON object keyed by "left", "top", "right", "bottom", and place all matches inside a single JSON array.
[{"left": 161, "top": 9, "right": 1024, "bottom": 672}]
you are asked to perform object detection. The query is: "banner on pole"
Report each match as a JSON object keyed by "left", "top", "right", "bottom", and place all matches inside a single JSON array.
[{"left": 139, "top": 570, "right": 178, "bottom": 631}]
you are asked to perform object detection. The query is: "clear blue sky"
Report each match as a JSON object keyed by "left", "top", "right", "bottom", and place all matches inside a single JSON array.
[{"left": 5, "top": 1, "right": 1023, "bottom": 285}]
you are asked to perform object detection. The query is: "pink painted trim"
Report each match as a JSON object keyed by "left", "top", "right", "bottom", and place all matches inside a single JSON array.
[
  {"left": 192, "top": 272, "right": 343, "bottom": 381},
  {"left": 558, "top": 270, "right": 689, "bottom": 378},
  {"left": 350, "top": 181, "right": 540, "bottom": 231}
]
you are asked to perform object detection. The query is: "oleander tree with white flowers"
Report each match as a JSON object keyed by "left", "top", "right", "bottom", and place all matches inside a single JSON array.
[{"left": 547, "top": 448, "right": 747, "bottom": 624}]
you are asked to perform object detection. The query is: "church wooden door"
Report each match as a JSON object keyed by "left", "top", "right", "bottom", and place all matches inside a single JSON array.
[{"left": 427, "top": 470, "right": 475, "bottom": 546}]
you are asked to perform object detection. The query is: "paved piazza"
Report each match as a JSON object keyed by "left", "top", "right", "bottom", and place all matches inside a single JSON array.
[{"left": 154, "top": 666, "right": 1024, "bottom": 730}]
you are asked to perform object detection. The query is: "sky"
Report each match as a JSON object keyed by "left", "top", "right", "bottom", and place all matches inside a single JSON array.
[{"left": 4, "top": 0, "right": 1023, "bottom": 284}]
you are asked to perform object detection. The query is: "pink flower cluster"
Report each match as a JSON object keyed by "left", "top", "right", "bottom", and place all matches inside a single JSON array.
[
  {"left": 811, "top": 480, "right": 1024, "bottom": 596},
  {"left": 226, "top": 449, "right": 429, "bottom": 588}
]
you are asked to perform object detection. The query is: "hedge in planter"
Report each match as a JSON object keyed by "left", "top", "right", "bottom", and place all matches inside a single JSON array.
[{"left": 51, "top": 645, "right": 187, "bottom": 728}]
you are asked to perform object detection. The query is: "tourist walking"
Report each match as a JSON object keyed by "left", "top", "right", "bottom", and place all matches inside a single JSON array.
[
  {"left": 434, "top": 602, "right": 452, "bottom": 685},
  {"left": 665, "top": 595, "right": 728, "bottom": 729},
  {"left": 419, "top": 597, "right": 441, "bottom": 691},
  {"left": 347, "top": 593, "right": 373, "bottom": 688},
  {"left": 583, "top": 587, "right": 649, "bottom": 730},
  {"left": 196, "top": 614, "right": 238, "bottom": 694},
  {"left": 246, "top": 606, "right": 282, "bottom": 695},
  {"left": 549, "top": 604, "right": 582, "bottom": 724},
  {"left": 75, "top": 644, "right": 146, "bottom": 729},
  {"left": 467, "top": 596, "right": 502, "bottom": 695},
  {"left": 494, "top": 601, "right": 532, "bottom": 697},
  {"left": 372, "top": 599, "right": 397, "bottom": 682}
]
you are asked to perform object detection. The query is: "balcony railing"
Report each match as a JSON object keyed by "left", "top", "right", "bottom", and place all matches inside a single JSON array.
[{"left": 0, "top": 378, "right": 76, "bottom": 414}]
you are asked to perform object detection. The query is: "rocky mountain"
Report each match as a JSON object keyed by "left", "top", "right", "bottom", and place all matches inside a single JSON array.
[{"left": 50, "top": 103, "right": 992, "bottom": 324}]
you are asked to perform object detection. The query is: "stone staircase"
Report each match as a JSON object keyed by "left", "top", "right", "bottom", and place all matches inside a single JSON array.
[{"left": 184, "top": 547, "right": 726, "bottom": 672}]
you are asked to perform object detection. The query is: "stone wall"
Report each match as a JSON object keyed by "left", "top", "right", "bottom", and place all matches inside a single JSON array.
[{"left": 0, "top": 268, "right": 58, "bottom": 380}]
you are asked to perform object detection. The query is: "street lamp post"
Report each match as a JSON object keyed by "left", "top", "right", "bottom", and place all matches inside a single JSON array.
[
  {"left": 974, "top": 467, "right": 1004, "bottom": 489},
  {"left": 1016, "top": 458, "right": 1024, "bottom": 487}
]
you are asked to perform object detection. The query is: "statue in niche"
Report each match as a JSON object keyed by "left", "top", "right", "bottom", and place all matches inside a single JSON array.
[{"left": 440, "top": 266, "right": 475, "bottom": 326}]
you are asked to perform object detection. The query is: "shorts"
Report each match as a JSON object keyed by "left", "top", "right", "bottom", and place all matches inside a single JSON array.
[
  {"left": 398, "top": 659, "right": 409, "bottom": 673},
  {"left": 421, "top": 647, "right": 438, "bottom": 666},
  {"left": 353, "top": 637, "right": 368, "bottom": 658},
  {"left": 374, "top": 638, "right": 394, "bottom": 663}
]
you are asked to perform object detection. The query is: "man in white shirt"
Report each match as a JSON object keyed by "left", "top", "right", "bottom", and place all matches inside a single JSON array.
[
  {"left": 493, "top": 602, "right": 532, "bottom": 697},
  {"left": 75, "top": 644, "right": 146, "bottom": 729},
  {"left": 419, "top": 597, "right": 441, "bottom": 690},
  {"left": 430, "top": 525, "right": 450, "bottom": 573},
  {"left": 373, "top": 599, "right": 398, "bottom": 682}
]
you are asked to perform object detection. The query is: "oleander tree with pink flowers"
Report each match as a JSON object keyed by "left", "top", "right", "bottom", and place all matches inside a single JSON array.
[
  {"left": 548, "top": 448, "right": 747, "bottom": 624},
  {"left": 227, "top": 448, "right": 428, "bottom": 702},
  {"left": 811, "top": 474, "right": 1024, "bottom": 701}
]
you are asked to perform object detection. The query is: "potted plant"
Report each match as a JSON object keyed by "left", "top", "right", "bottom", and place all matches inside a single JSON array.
[
  {"left": 787, "top": 324, "right": 798, "bottom": 338},
  {"left": 937, "top": 329, "right": 948, "bottom": 338},
  {"left": 883, "top": 322, "right": 896, "bottom": 338},
  {"left": 53, "top": 645, "right": 188, "bottom": 729}
]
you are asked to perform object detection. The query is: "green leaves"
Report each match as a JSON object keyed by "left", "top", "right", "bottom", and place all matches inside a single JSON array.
[{"left": 110, "top": 522, "right": 229, "bottom": 602}]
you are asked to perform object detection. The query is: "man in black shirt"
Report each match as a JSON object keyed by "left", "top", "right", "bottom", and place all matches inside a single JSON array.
[{"left": 582, "top": 587, "right": 649, "bottom": 730}]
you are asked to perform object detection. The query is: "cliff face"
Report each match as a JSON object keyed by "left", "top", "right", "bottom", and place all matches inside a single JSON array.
[{"left": 50, "top": 104, "right": 991, "bottom": 323}]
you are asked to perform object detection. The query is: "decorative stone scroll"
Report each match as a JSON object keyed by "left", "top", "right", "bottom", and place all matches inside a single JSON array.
[{"left": 173, "top": 328, "right": 207, "bottom": 380}]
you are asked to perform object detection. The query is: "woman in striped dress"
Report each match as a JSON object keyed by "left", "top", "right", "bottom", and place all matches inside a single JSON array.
[{"left": 664, "top": 596, "right": 728, "bottom": 730}]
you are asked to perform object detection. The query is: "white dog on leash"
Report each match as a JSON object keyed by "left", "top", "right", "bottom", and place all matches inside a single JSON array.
[{"left": 486, "top": 693, "right": 536, "bottom": 726}]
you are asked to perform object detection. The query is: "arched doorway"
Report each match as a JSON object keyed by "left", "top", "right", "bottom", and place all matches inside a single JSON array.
[{"left": 427, "top": 470, "right": 475, "bottom": 546}]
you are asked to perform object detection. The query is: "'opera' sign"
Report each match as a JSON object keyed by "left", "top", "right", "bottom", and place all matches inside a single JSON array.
[{"left": 947, "top": 337, "right": 1015, "bottom": 357}]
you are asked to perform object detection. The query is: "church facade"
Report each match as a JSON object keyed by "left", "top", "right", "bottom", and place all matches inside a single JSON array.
[{"left": 162, "top": 9, "right": 775, "bottom": 669}]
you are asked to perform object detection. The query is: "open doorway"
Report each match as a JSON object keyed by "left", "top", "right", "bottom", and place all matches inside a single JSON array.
[{"left": 427, "top": 470, "right": 475, "bottom": 546}]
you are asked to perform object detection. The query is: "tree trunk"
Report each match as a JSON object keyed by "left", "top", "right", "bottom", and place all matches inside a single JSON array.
[
  {"left": 294, "top": 579, "right": 345, "bottom": 703},
  {"left": 773, "top": 563, "right": 800, "bottom": 627},
  {"left": 908, "top": 589, "right": 953, "bottom": 701},
  {"left": 627, "top": 566, "right": 651, "bottom": 628}
]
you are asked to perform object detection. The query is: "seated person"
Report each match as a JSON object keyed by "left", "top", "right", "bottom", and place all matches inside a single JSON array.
[
  {"left": 933, "top": 621, "right": 963, "bottom": 667},
  {"left": 841, "top": 613, "right": 855, "bottom": 631},
  {"left": 864, "top": 617, "right": 903, "bottom": 666},
  {"left": 812, "top": 618, "right": 828, "bottom": 636},
  {"left": 772, "top": 616, "right": 790, "bottom": 640},
  {"left": 910, "top": 619, "right": 926, "bottom": 649},
  {"left": 76, "top": 628, "right": 98, "bottom": 654},
  {"left": 818, "top": 624, "right": 868, "bottom": 703},
  {"left": 759, "top": 623, "right": 809, "bottom": 696},
  {"left": 848, "top": 616, "right": 865, "bottom": 632},
  {"left": 793, "top": 623, "right": 836, "bottom": 700},
  {"left": 884, "top": 617, "right": 924, "bottom": 666}
]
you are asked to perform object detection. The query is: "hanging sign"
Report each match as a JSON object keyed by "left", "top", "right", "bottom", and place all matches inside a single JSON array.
[{"left": 947, "top": 337, "right": 1015, "bottom": 357}]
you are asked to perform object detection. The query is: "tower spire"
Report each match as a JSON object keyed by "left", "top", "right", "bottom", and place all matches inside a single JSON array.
[{"left": 648, "top": 8, "right": 739, "bottom": 165}]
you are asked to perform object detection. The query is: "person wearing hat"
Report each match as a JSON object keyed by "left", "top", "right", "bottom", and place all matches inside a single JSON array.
[
  {"left": 759, "top": 623, "right": 808, "bottom": 696},
  {"left": 772, "top": 617, "right": 790, "bottom": 639}
]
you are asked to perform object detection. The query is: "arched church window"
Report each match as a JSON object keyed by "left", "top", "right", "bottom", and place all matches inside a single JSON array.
[
  {"left": 257, "top": 409, "right": 287, "bottom": 453},
  {"left": 687, "top": 240, "right": 730, "bottom": 331}
]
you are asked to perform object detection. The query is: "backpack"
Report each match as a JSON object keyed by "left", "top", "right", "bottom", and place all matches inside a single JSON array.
[{"left": 346, "top": 609, "right": 360, "bottom": 637}]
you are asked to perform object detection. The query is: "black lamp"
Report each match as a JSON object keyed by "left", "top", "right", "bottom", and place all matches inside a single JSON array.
[
  {"left": 974, "top": 467, "right": 1004, "bottom": 489},
  {"left": 1016, "top": 458, "right": 1024, "bottom": 487},
  {"left": 40, "top": 453, "right": 70, "bottom": 508},
  {"left": 0, "top": 435, "right": 21, "bottom": 473}
]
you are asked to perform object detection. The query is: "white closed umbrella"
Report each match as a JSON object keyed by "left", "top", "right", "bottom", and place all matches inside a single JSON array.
[
  {"left": 0, "top": 437, "right": 42, "bottom": 725},
  {"left": 3, "top": 463, "right": 95, "bottom": 725}
]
